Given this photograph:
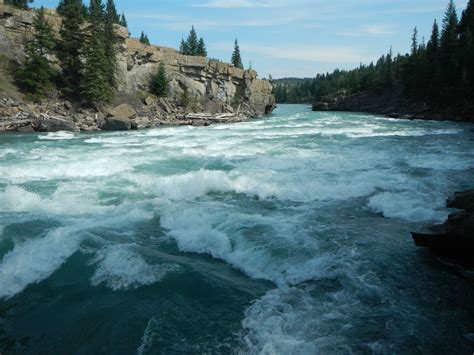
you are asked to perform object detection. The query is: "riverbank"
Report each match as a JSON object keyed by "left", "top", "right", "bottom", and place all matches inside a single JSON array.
[
  {"left": 312, "top": 85, "right": 474, "bottom": 123},
  {"left": 0, "top": 97, "right": 258, "bottom": 133}
]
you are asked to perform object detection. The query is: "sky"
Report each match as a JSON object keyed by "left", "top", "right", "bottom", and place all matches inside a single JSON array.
[{"left": 33, "top": 0, "right": 470, "bottom": 79}]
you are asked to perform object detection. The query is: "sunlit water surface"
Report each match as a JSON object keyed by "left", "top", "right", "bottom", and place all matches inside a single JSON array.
[{"left": 1, "top": 105, "right": 473, "bottom": 354}]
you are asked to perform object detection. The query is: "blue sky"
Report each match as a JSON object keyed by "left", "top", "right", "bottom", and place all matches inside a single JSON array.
[{"left": 34, "top": 0, "right": 469, "bottom": 78}]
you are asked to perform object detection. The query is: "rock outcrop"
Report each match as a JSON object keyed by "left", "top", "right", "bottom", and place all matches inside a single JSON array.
[
  {"left": 0, "top": 4, "right": 276, "bottom": 132},
  {"left": 412, "top": 190, "right": 474, "bottom": 266}
]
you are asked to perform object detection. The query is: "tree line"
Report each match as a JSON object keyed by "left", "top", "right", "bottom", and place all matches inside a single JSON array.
[
  {"left": 178, "top": 28, "right": 245, "bottom": 69},
  {"left": 274, "top": 0, "right": 474, "bottom": 105}
]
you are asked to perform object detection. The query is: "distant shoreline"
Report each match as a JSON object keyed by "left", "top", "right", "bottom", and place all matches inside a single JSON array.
[{"left": 310, "top": 87, "right": 474, "bottom": 123}]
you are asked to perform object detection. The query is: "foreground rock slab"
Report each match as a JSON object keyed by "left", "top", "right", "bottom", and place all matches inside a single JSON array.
[{"left": 412, "top": 190, "right": 474, "bottom": 266}]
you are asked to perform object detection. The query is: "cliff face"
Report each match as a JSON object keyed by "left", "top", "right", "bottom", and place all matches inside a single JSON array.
[
  {"left": 117, "top": 38, "right": 275, "bottom": 118},
  {"left": 0, "top": 4, "right": 275, "bottom": 127}
]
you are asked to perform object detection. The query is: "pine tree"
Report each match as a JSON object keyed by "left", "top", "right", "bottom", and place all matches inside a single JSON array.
[
  {"left": 441, "top": 0, "right": 459, "bottom": 48},
  {"left": 427, "top": 20, "right": 440, "bottom": 54},
  {"left": 119, "top": 12, "right": 128, "bottom": 27},
  {"left": 140, "top": 31, "right": 150, "bottom": 45},
  {"left": 4, "top": 0, "right": 33, "bottom": 9},
  {"left": 179, "top": 38, "right": 190, "bottom": 55},
  {"left": 440, "top": 0, "right": 459, "bottom": 88},
  {"left": 186, "top": 26, "right": 198, "bottom": 55},
  {"left": 105, "top": 0, "right": 119, "bottom": 24},
  {"left": 459, "top": 0, "right": 474, "bottom": 32},
  {"left": 197, "top": 37, "right": 207, "bottom": 57},
  {"left": 411, "top": 27, "right": 418, "bottom": 55},
  {"left": 18, "top": 7, "right": 55, "bottom": 99},
  {"left": 384, "top": 47, "right": 393, "bottom": 85},
  {"left": 58, "top": 0, "right": 85, "bottom": 97},
  {"left": 104, "top": 0, "right": 119, "bottom": 88},
  {"left": 459, "top": 0, "right": 474, "bottom": 88},
  {"left": 82, "top": 0, "right": 113, "bottom": 103},
  {"left": 231, "top": 39, "right": 243, "bottom": 69},
  {"left": 150, "top": 62, "right": 169, "bottom": 97},
  {"left": 57, "top": 0, "right": 88, "bottom": 17}
]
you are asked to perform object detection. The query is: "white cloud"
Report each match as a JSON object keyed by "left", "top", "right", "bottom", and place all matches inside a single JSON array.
[
  {"left": 364, "top": 25, "right": 395, "bottom": 36},
  {"left": 337, "top": 24, "right": 395, "bottom": 37},
  {"left": 158, "top": 14, "right": 305, "bottom": 31},
  {"left": 194, "top": 0, "right": 287, "bottom": 8},
  {"left": 213, "top": 42, "right": 375, "bottom": 64}
]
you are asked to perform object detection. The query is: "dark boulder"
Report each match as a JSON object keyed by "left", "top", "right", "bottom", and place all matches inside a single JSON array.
[
  {"left": 101, "top": 117, "right": 136, "bottom": 131},
  {"left": 312, "top": 102, "right": 330, "bottom": 111},
  {"left": 412, "top": 190, "right": 474, "bottom": 266},
  {"left": 35, "top": 117, "right": 77, "bottom": 132},
  {"left": 447, "top": 190, "right": 474, "bottom": 211}
]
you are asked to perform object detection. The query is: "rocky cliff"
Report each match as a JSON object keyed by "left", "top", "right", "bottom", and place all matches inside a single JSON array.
[{"left": 0, "top": 4, "right": 275, "bottom": 132}]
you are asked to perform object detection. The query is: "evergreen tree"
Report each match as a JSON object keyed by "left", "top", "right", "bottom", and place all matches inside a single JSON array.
[
  {"left": 427, "top": 20, "right": 440, "bottom": 54},
  {"left": 231, "top": 39, "right": 243, "bottom": 69},
  {"left": 441, "top": 0, "right": 459, "bottom": 45},
  {"left": 150, "top": 62, "right": 169, "bottom": 97},
  {"left": 140, "top": 31, "right": 150, "bottom": 45},
  {"left": 459, "top": 0, "right": 474, "bottom": 88},
  {"left": 179, "top": 38, "right": 190, "bottom": 55},
  {"left": 18, "top": 7, "right": 55, "bottom": 99},
  {"left": 179, "top": 27, "right": 207, "bottom": 56},
  {"left": 82, "top": 0, "right": 113, "bottom": 103},
  {"left": 58, "top": 0, "right": 85, "bottom": 97},
  {"left": 186, "top": 26, "right": 198, "bottom": 55},
  {"left": 411, "top": 27, "right": 418, "bottom": 55},
  {"left": 197, "top": 37, "right": 207, "bottom": 57},
  {"left": 105, "top": 0, "right": 119, "bottom": 24},
  {"left": 440, "top": 0, "right": 459, "bottom": 88},
  {"left": 57, "top": 0, "right": 88, "bottom": 18},
  {"left": 384, "top": 47, "right": 393, "bottom": 85},
  {"left": 4, "top": 0, "right": 33, "bottom": 9},
  {"left": 104, "top": 0, "right": 119, "bottom": 88},
  {"left": 119, "top": 12, "right": 128, "bottom": 27}
]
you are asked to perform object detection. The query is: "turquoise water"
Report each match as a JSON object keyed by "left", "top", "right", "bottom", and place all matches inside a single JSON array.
[{"left": 0, "top": 105, "right": 473, "bottom": 354}]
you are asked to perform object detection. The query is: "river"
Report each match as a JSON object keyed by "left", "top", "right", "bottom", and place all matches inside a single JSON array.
[{"left": 1, "top": 104, "right": 473, "bottom": 354}]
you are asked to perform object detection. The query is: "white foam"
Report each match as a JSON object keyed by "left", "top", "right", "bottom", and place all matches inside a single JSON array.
[
  {"left": 406, "top": 154, "right": 474, "bottom": 171},
  {"left": 161, "top": 204, "right": 341, "bottom": 287},
  {"left": 368, "top": 191, "right": 447, "bottom": 222},
  {"left": 0, "top": 227, "right": 82, "bottom": 299},
  {"left": 0, "top": 156, "right": 133, "bottom": 182},
  {"left": 0, "top": 185, "right": 104, "bottom": 216},
  {"left": 38, "top": 131, "right": 77, "bottom": 140},
  {"left": 0, "top": 148, "right": 18, "bottom": 159},
  {"left": 91, "top": 245, "right": 179, "bottom": 290}
]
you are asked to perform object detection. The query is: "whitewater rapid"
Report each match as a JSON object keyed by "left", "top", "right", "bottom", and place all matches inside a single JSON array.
[{"left": 0, "top": 105, "right": 473, "bottom": 353}]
